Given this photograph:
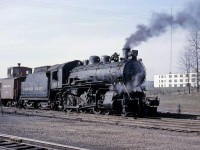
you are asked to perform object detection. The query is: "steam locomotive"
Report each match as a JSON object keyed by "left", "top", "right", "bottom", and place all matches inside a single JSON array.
[{"left": 0, "top": 48, "right": 159, "bottom": 116}]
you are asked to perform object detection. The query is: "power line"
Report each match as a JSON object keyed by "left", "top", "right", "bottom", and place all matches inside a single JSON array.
[{"left": 0, "top": 1, "right": 151, "bottom": 19}]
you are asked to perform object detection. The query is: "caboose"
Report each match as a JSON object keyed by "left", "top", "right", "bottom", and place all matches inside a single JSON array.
[{"left": 0, "top": 63, "right": 32, "bottom": 106}]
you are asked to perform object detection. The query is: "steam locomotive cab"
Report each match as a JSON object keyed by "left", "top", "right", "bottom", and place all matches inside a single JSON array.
[{"left": 46, "top": 60, "right": 82, "bottom": 110}]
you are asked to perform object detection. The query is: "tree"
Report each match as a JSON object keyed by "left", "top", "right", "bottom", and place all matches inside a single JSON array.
[
  {"left": 179, "top": 26, "right": 200, "bottom": 92},
  {"left": 178, "top": 47, "right": 192, "bottom": 93},
  {"left": 188, "top": 27, "right": 200, "bottom": 92}
]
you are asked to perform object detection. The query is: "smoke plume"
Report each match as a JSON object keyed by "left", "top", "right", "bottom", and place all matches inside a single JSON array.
[{"left": 124, "top": 1, "right": 200, "bottom": 48}]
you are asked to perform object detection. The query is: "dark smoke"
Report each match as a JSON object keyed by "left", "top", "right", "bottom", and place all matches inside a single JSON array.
[{"left": 124, "top": 1, "right": 200, "bottom": 48}]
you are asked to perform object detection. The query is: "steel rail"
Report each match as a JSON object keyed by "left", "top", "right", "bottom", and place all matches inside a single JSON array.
[
  {"left": 0, "top": 133, "right": 88, "bottom": 150},
  {"left": 2, "top": 108, "right": 200, "bottom": 134}
]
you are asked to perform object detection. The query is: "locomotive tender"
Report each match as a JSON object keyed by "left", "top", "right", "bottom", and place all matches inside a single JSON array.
[
  {"left": 20, "top": 66, "right": 51, "bottom": 108},
  {"left": 1, "top": 48, "right": 159, "bottom": 116}
]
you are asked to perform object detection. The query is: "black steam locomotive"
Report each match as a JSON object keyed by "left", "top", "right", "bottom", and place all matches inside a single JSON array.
[{"left": 1, "top": 48, "right": 159, "bottom": 116}]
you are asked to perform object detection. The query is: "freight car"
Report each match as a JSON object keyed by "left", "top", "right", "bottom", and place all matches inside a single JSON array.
[{"left": 0, "top": 63, "right": 32, "bottom": 106}]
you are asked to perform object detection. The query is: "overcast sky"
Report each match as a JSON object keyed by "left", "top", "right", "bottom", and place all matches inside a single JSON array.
[{"left": 0, "top": 0, "right": 192, "bottom": 80}]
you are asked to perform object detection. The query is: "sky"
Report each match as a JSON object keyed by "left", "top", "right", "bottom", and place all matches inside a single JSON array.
[{"left": 0, "top": 0, "right": 193, "bottom": 80}]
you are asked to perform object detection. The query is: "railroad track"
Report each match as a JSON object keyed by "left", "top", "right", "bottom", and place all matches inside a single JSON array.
[
  {"left": 1, "top": 107, "right": 200, "bottom": 134},
  {"left": 0, "top": 133, "right": 88, "bottom": 150}
]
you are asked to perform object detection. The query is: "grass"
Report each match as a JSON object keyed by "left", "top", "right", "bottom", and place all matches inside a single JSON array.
[{"left": 156, "top": 93, "right": 200, "bottom": 115}]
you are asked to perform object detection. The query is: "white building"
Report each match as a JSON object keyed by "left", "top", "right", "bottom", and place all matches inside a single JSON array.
[{"left": 154, "top": 73, "right": 198, "bottom": 88}]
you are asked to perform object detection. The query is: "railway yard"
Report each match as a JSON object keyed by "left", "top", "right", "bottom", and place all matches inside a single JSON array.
[
  {"left": 1, "top": 0, "right": 200, "bottom": 149},
  {"left": 0, "top": 94, "right": 200, "bottom": 150}
]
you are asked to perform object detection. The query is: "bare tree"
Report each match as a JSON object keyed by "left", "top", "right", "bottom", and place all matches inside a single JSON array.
[
  {"left": 188, "top": 27, "right": 200, "bottom": 92},
  {"left": 178, "top": 24, "right": 200, "bottom": 93},
  {"left": 178, "top": 47, "right": 192, "bottom": 93}
]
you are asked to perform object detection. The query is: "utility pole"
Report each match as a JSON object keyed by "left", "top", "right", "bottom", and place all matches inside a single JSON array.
[
  {"left": 169, "top": 5, "right": 173, "bottom": 74},
  {"left": 0, "top": 93, "right": 3, "bottom": 115}
]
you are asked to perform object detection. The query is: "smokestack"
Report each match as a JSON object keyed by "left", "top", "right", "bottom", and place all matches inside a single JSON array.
[
  {"left": 124, "top": 1, "right": 200, "bottom": 48},
  {"left": 122, "top": 47, "right": 130, "bottom": 59}
]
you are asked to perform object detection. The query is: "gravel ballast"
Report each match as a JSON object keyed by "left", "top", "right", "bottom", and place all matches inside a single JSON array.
[{"left": 0, "top": 114, "right": 200, "bottom": 150}]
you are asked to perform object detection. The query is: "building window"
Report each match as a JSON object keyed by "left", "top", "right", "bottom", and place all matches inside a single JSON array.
[
  {"left": 186, "top": 79, "right": 189, "bottom": 82},
  {"left": 192, "top": 78, "right": 196, "bottom": 82},
  {"left": 169, "top": 75, "right": 172, "bottom": 78},
  {"left": 174, "top": 84, "right": 177, "bottom": 87},
  {"left": 180, "top": 74, "right": 183, "bottom": 77},
  {"left": 180, "top": 84, "right": 183, "bottom": 87},
  {"left": 169, "top": 84, "right": 172, "bottom": 87},
  {"left": 8, "top": 68, "right": 13, "bottom": 75},
  {"left": 174, "top": 79, "right": 177, "bottom": 82},
  {"left": 174, "top": 75, "right": 177, "bottom": 78},
  {"left": 169, "top": 80, "right": 172, "bottom": 82},
  {"left": 180, "top": 79, "right": 183, "bottom": 82},
  {"left": 192, "top": 74, "right": 196, "bottom": 77},
  {"left": 15, "top": 68, "right": 19, "bottom": 74},
  {"left": 186, "top": 74, "right": 189, "bottom": 77}
]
